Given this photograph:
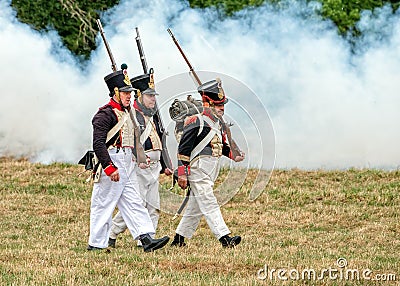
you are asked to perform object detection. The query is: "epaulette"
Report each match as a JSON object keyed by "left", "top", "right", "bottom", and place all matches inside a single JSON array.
[{"left": 184, "top": 115, "right": 198, "bottom": 126}]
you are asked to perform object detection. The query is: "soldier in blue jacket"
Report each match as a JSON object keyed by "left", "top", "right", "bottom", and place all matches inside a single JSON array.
[
  {"left": 171, "top": 79, "right": 244, "bottom": 248},
  {"left": 87, "top": 65, "right": 169, "bottom": 252},
  {"left": 108, "top": 70, "right": 172, "bottom": 248}
]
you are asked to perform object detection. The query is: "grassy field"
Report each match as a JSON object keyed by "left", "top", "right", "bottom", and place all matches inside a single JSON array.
[{"left": 0, "top": 157, "right": 399, "bottom": 285}]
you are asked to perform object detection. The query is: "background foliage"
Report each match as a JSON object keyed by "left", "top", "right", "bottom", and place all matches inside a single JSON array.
[
  {"left": 10, "top": 0, "right": 400, "bottom": 59},
  {"left": 10, "top": 0, "right": 120, "bottom": 60}
]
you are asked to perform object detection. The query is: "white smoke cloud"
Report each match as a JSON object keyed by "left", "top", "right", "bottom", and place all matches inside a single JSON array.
[{"left": 0, "top": 0, "right": 399, "bottom": 169}]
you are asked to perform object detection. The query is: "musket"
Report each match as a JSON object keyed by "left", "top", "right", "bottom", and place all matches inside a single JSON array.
[
  {"left": 97, "top": 19, "right": 117, "bottom": 72},
  {"left": 167, "top": 28, "right": 202, "bottom": 86},
  {"left": 167, "top": 28, "right": 242, "bottom": 159},
  {"left": 135, "top": 27, "right": 148, "bottom": 74},
  {"left": 96, "top": 19, "right": 147, "bottom": 164},
  {"left": 135, "top": 27, "right": 173, "bottom": 171}
]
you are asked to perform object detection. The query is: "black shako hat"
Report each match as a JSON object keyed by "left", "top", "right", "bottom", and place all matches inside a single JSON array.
[
  {"left": 104, "top": 64, "right": 135, "bottom": 97},
  {"left": 130, "top": 68, "right": 158, "bottom": 98},
  {"left": 197, "top": 78, "right": 228, "bottom": 105}
]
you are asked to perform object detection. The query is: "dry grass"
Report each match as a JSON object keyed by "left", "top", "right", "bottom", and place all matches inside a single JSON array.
[{"left": 0, "top": 157, "right": 399, "bottom": 285}]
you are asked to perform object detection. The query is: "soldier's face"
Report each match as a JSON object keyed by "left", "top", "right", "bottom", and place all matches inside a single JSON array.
[
  {"left": 213, "top": 104, "right": 225, "bottom": 116},
  {"left": 142, "top": 93, "right": 156, "bottom": 109},
  {"left": 119, "top": 91, "right": 132, "bottom": 107}
]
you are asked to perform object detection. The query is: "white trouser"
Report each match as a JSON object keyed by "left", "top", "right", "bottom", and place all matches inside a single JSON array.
[
  {"left": 110, "top": 150, "right": 162, "bottom": 240},
  {"left": 88, "top": 148, "right": 155, "bottom": 248},
  {"left": 176, "top": 156, "right": 230, "bottom": 240}
]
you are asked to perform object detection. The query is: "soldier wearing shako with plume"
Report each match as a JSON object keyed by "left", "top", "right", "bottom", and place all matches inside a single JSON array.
[
  {"left": 87, "top": 64, "right": 170, "bottom": 252},
  {"left": 171, "top": 78, "right": 245, "bottom": 248},
  {"left": 108, "top": 69, "right": 173, "bottom": 248}
]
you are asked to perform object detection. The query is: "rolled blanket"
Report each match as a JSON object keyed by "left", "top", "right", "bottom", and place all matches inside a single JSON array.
[{"left": 169, "top": 96, "right": 203, "bottom": 122}]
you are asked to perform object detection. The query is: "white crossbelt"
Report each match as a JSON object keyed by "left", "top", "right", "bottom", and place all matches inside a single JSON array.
[
  {"left": 107, "top": 111, "right": 128, "bottom": 142},
  {"left": 91, "top": 111, "right": 129, "bottom": 183},
  {"left": 140, "top": 115, "right": 154, "bottom": 145},
  {"left": 190, "top": 114, "right": 221, "bottom": 161}
]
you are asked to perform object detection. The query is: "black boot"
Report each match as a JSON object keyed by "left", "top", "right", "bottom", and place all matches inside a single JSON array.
[
  {"left": 170, "top": 233, "right": 186, "bottom": 247},
  {"left": 219, "top": 235, "right": 241, "bottom": 248},
  {"left": 108, "top": 238, "right": 116, "bottom": 248},
  {"left": 87, "top": 245, "right": 103, "bottom": 251},
  {"left": 139, "top": 234, "right": 170, "bottom": 252}
]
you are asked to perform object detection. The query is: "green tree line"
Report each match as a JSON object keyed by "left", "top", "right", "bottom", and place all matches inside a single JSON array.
[{"left": 10, "top": 0, "right": 400, "bottom": 60}]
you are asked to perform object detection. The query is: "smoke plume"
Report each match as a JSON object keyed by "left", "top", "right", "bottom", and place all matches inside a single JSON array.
[{"left": 0, "top": 0, "right": 399, "bottom": 169}]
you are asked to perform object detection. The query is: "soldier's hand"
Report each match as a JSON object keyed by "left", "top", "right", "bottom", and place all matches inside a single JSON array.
[
  {"left": 234, "top": 152, "right": 245, "bottom": 162},
  {"left": 139, "top": 162, "right": 149, "bottom": 169},
  {"left": 110, "top": 170, "right": 120, "bottom": 182},
  {"left": 164, "top": 168, "right": 173, "bottom": 176},
  {"left": 138, "top": 156, "right": 151, "bottom": 169},
  {"left": 178, "top": 174, "right": 188, "bottom": 189}
]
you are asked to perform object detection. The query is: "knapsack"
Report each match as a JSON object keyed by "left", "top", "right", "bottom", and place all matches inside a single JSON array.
[{"left": 169, "top": 95, "right": 203, "bottom": 142}]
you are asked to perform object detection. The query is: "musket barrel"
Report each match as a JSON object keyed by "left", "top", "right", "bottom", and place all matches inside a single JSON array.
[
  {"left": 135, "top": 27, "right": 173, "bottom": 170},
  {"left": 167, "top": 28, "right": 202, "bottom": 85},
  {"left": 96, "top": 19, "right": 117, "bottom": 72},
  {"left": 167, "top": 27, "right": 242, "bottom": 158},
  {"left": 135, "top": 27, "right": 148, "bottom": 73}
]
